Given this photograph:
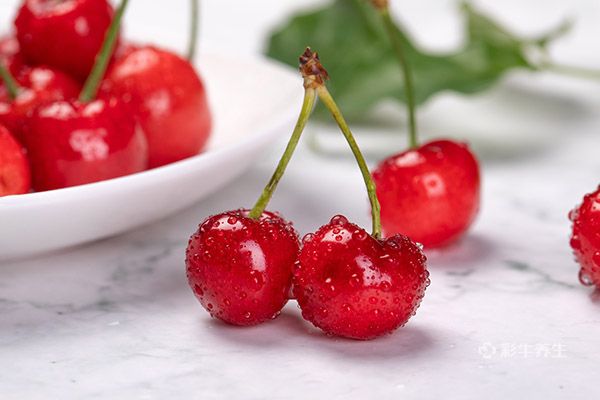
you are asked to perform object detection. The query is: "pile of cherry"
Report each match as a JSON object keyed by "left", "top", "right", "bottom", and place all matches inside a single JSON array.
[{"left": 0, "top": 0, "right": 211, "bottom": 197}]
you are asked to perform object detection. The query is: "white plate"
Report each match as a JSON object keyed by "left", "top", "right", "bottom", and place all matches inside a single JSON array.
[{"left": 0, "top": 54, "right": 303, "bottom": 261}]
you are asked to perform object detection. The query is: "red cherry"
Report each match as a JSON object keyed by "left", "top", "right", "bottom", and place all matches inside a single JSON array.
[
  {"left": 0, "top": 66, "right": 81, "bottom": 143},
  {"left": 23, "top": 97, "right": 147, "bottom": 191},
  {"left": 0, "top": 125, "right": 31, "bottom": 196},
  {"left": 186, "top": 210, "right": 300, "bottom": 326},
  {"left": 0, "top": 36, "right": 25, "bottom": 74},
  {"left": 14, "top": 0, "right": 117, "bottom": 81},
  {"left": 104, "top": 46, "right": 212, "bottom": 168},
  {"left": 570, "top": 186, "right": 600, "bottom": 288},
  {"left": 293, "top": 215, "right": 429, "bottom": 340},
  {"left": 373, "top": 139, "right": 481, "bottom": 248}
]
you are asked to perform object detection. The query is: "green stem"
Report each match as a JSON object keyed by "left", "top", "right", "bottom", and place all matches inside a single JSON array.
[
  {"left": 248, "top": 88, "right": 317, "bottom": 219},
  {"left": 542, "top": 62, "right": 600, "bottom": 81},
  {"left": 187, "top": 0, "right": 199, "bottom": 62},
  {"left": 379, "top": 7, "right": 419, "bottom": 149},
  {"left": 0, "top": 64, "right": 20, "bottom": 100},
  {"left": 79, "top": 0, "right": 130, "bottom": 102},
  {"left": 316, "top": 85, "right": 382, "bottom": 240}
]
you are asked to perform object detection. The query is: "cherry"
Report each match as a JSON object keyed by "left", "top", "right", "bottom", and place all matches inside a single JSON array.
[
  {"left": 14, "top": 0, "right": 117, "bottom": 81},
  {"left": 370, "top": 0, "right": 481, "bottom": 248},
  {"left": 186, "top": 210, "right": 300, "bottom": 326},
  {"left": 570, "top": 186, "right": 600, "bottom": 289},
  {"left": 102, "top": 0, "right": 210, "bottom": 168},
  {"left": 293, "top": 49, "right": 429, "bottom": 340},
  {"left": 103, "top": 46, "right": 212, "bottom": 168},
  {"left": 294, "top": 215, "right": 428, "bottom": 340},
  {"left": 0, "top": 64, "right": 81, "bottom": 143},
  {"left": 24, "top": 98, "right": 147, "bottom": 191},
  {"left": 186, "top": 57, "right": 317, "bottom": 325},
  {"left": 373, "top": 140, "right": 481, "bottom": 247},
  {"left": 22, "top": 0, "right": 147, "bottom": 191},
  {"left": 0, "top": 124, "right": 31, "bottom": 196}
]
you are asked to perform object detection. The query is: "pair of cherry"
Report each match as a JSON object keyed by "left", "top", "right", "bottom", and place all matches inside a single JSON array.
[
  {"left": 186, "top": 50, "right": 431, "bottom": 340},
  {"left": 0, "top": 0, "right": 211, "bottom": 197}
]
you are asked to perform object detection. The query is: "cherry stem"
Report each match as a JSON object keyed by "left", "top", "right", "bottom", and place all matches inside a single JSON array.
[
  {"left": 79, "top": 0, "right": 130, "bottom": 103},
  {"left": 0, "top": 64, "right": 20, "bottom": 100},
  {"left": 248, "top": 88, "right": 317, "bottom": 219},
  {"left": 373, "top": 1, "right": 418, "bottom": 149},
  {"left": 187, "top": 0, "right": 199, "bottom": 62},
  {"left": 317, "top": 86, "right": 382, "bottom": 239}
]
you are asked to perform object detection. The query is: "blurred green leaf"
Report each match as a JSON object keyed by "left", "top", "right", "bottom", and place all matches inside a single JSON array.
[{"left": 266, "top": 0, "right": 565, "bottom": 119}]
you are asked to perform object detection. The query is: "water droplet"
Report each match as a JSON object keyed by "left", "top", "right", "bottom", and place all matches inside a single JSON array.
[
  {"left": 244, "top": 312, "right": 252, "bottom": 319},
  {"left": 330, "top": 215, "right": 348, "bottom": 226},
  {"left": 224, "top": 298, "right": 231, "bottom": 306},
  {"left": 353, "top": 229, "right": 368, "bottom": 241},
  {"left": 303, "top": 233, "right": 315, "bottom": 243},
  {"left": 593, "top": 252, "right": 600, "bottom": 268},
  {"left": 227, "top": 216, "right": 238, "bottom": 225},
  {"left": 369, "top": 297, "right": 378, "bottom": 305},
  {"left": 578, "top": 269, "right": 594, "bottom": 286},
  {"left": 570, "top": 236, "right": 581, "bottom": 250}
]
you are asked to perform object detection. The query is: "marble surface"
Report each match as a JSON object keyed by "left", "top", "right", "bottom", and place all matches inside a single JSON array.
[{"left": 2, "top": 0, "right": 600, "bottom": 399}]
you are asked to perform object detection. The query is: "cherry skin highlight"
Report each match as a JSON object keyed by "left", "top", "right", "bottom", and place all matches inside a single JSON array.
[
  {"left": 23, "top": 97, "right": 147, "bottom": 191},
  {"left": 570, "top": 186, "right": 600, "bottom": 289},
  {"left": 0, "top": 125, "right": 31, "bottom": 196},
  {"left": 293, "top": 215, "right": 429, "bottom": 340},
  {"left": 186, "top": 210, "right": 300, "bottom": 326},
  {"left": 0, "top": 36, "right": 25, "bottom": 74},
  {"left": 14, "top": 0, "right": 117, "bottom": 81},
  {"left": 0, "top": 66, "right": 81, "bottom": 143},
  {"left": 103, "top": 46, "right": 212, "bottom": 168},
  {"left": 373, "top": 139, "right": 481, "bottom": 248}
]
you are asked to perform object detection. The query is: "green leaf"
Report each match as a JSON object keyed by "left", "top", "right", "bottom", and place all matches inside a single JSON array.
[{"left": 265, "top": 0, "right": 564, "bottom": 120}]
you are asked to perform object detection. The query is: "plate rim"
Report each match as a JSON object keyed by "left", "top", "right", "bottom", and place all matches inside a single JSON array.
[{"left": 0, "top": 52, "right": 302, "bottom": 207}]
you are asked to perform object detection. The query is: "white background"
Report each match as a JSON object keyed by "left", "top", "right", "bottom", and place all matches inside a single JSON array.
[{"left": 2, "top": 1, "right": 600, "bottom": 399}]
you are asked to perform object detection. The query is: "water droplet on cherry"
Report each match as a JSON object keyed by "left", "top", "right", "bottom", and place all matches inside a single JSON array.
[
  {"left": 578, "top": 270, "right": 594, "bottom": 286},
  {"left": 330, "top": 215, "right": 348, "bottom": 226}
]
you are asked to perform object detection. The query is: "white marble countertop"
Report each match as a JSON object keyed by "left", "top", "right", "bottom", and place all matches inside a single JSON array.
[{"left": 2, "top": 0, "right": 600, "bottom": 399}]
